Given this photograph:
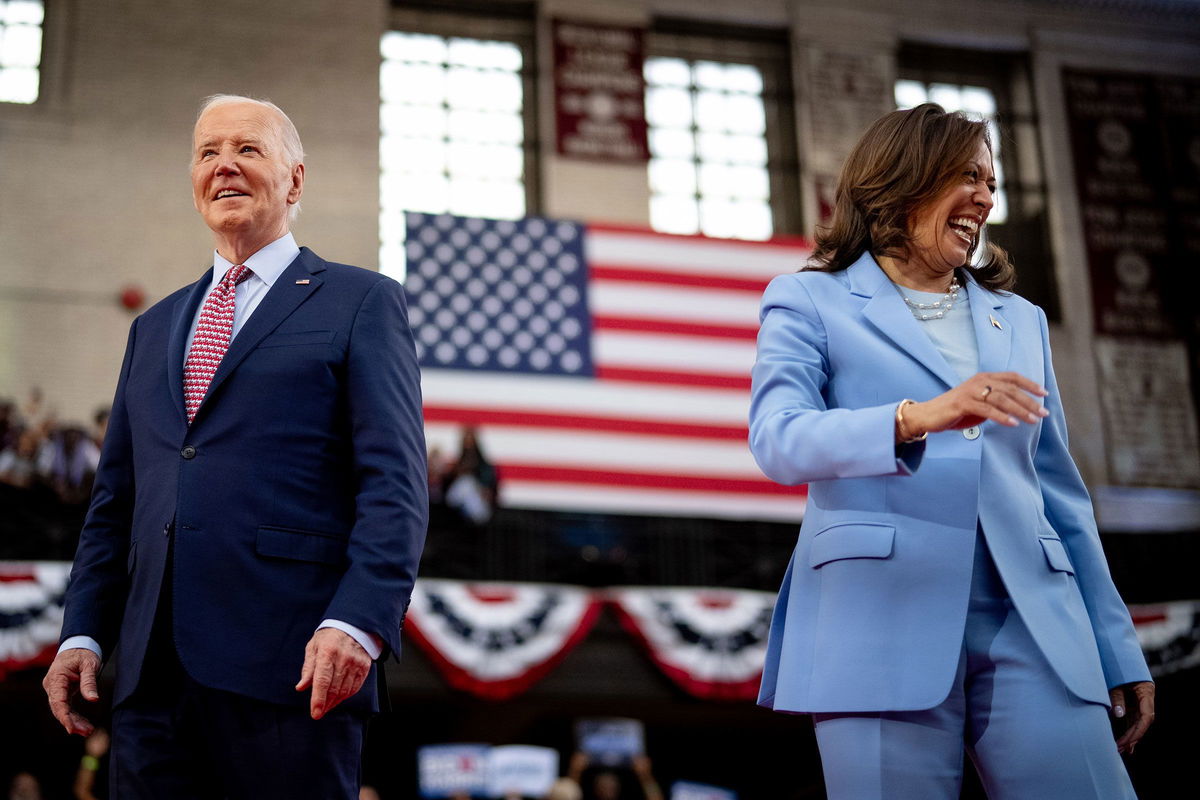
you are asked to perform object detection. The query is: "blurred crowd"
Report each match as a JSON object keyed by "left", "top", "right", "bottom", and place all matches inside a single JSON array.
[
  {"left": 0, "top": 389, "right": 111, "bottom": 559},
  {"left": 429, "top": 426, "right": 501, "bottom": 527},
  {"left": 551, "top": 752, "right": 663, "bottom": 800},
  {"left": 0, "top": 390, "right": 107, "bottom": 507},
  {"left": 5, "top": 729, "right": 109, "bottom": 800},
  {"left": 5, "top": 742, "right": 664, "bottom": 800}
]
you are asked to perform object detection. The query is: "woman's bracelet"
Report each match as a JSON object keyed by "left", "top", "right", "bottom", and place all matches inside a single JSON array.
[{"left": 896, "top": 399, "right": 928, "bottom": 444}]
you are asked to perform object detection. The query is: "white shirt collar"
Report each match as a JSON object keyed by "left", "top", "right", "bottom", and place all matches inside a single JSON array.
[{"left": 210, "top": 232, "right": 301, "bottom": 289}]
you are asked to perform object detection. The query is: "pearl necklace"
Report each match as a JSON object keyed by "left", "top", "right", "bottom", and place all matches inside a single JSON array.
[{"left": 901, "top": 278, "right": 961, "bottom": 321}]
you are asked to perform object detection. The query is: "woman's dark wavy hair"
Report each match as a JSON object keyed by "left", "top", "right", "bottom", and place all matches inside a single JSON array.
[{"left": 807, "top": 102, "right": 1015, "bottom": 292}]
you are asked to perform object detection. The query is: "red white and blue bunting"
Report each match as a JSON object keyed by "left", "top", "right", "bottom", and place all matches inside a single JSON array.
[
  {"left": 0, "top": 562, "right": 70, "bottom": 680},
  {"left": 405, "top": 579, "right": 603, "bottom": 700},
  {"left": 2, "top": 564, "right": 1199, "bottom": 700},
  {"left": 1130, "top": 601, "right": 1200, "bottom": 677},
  {"left": 610, "top": 587, "right": 774, "bottom": 700}
]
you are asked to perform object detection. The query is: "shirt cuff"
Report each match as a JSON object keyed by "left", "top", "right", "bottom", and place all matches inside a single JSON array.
[
  {"left": 318, "top": 619, "right": 383, "bottom": 660},
  {"left": 59, "top": 636, "right": 102, "bottom": 660}
]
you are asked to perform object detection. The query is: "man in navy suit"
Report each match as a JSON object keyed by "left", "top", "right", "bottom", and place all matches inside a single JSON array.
[{"left": 42, "top": 94, "right": 428, "bottom": 799}]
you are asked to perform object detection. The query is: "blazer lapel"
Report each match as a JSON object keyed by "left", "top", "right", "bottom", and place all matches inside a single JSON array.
[
  {"left": 965, "top": 276, "right": 1011, "bottom": 374},
  {"left": 848, "top": 253, "right": 961, "bottom": 390},
  {"left": 168, "top": 269, "right": 215, "bottom": 425},
  {"left": 190, "top": 248, "right": 326, "bottom": 422}
]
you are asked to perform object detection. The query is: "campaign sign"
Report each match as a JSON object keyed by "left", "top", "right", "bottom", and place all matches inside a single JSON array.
[
  {"left": 418, "top": 744, "right": 490, "bottom": 798},
  {"left": 575, "top": 718, "right": 644, "bottom": 766},
  {"left": 486, "top": 745, "right": 559, "bottom": 798},
  {"left": 670, "top": 781, "right": 738, "bottom": 800}
]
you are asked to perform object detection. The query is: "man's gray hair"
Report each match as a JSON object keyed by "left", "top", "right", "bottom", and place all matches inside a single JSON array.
[{"left": 195, "top": 94, "right": 305, "bottom": 220}]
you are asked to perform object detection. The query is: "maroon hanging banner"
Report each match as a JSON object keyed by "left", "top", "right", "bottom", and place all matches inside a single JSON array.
[
  {"left": 1062, "top": 69, "right": 1198, "bottom": 339},
  {"left": 553, "top": 18, "right": 648, "bottom": 163}
]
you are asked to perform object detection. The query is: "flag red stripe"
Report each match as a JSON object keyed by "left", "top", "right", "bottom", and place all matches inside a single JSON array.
[
  {"left": 587, "top": 221, "right": 815, "bottom": 250},
  {"left": 499, "top": 463, "right": 804, "bottom": 496},
  {"left": 593, "top": 314, "right": 759, "bottom": 341},
  {"left": 423, "top": 404, "right": 748, "bottom": 440},
  {"left": 590, "top": 265, "right": 769, "bottom": 293},
  {"left": 595, "top": 365, "right": 752, "bottom": 390}
]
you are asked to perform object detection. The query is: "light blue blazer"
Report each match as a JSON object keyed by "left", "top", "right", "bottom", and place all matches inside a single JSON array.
[{"left": 750, "top": 252, "right": 1150, "bottom": 714}]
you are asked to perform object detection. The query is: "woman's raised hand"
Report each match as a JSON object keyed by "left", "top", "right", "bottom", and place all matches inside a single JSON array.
[{"left": 905, "top": 372, "right": 1049, "bottom": 437}]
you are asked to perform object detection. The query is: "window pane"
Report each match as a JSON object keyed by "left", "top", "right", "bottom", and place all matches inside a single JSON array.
[
  {"left": 960, "top": 86, "right": 996, "bottom": 116},
  {"left": 694, "top": 61, "right": 762, "bottom": 94},
  {"left": 646, "top": 52, "right": 774, "bottom": 241},
  {"left": 644, "top": 57, "right": 690, "bottom": 88},
  {"left": 381, "top": 61, "right": 445, "bottom": 105},
  {"left": 381, "top": 31, "right": 446, "bottom": 64},
  {"left": 646, "top": 86, "right": 693, "bottom": 128},
  {"left": 449, "top": 179, "right": 525, "bottom": 219},
  {"left": 697, "top": 163, "right": 734, "bottom": 198},
  {"left": 1, "top": 24, "right": 40, "bottom": 67},
  {"left": 700, "top": 198, "right": 772, "bottom": 240},
  {"left": 649, "top": 158, "right": 697, "bottom": 196},
  {"left": 380, "top": 28, "right": 528, "bottom": 278},
  {"left": 0, "top": 0, "right": 42, "bottom": 103},
  {"left": 730, "top": 166, "right": 770, "bottom": 200},
  {"left": 696, "top": 132, "right": 731, "bottom": 163},
  {"left": 5, "top": 1, "right": 43, "bottom": 25},
  {"left": 448, "top": 37, "right": 522, "bottom": 71},
  {"left": 697, "top": 132, "right": 768, "bottom": 166},
  {"left": 389, "top": 172, "right": 451, "bottom": 215},
  {"left": 448, "top": 109, "right": 524, "bottom": 144},
  {"left": 698, "top": 163, "right": 770, "bottom": 201},
  {"left": 386, "top": 137, "right": 449, "bottom": 173},
  {"left": 895, "top": 79, "right": 927, "bottom": 110},
  {"left": 447, "top": 67, "right": 522, "bottom": 112},
  {"left": 381, "top": 104, "right": 445, "bottom": 138},
  {"left": 0, "top": 65, "right": 37, "bottom": 103},
  {"left": 728, "top": 134, "right": 768, "bottom": 165},
  {"left": 448, "top": 141, "right": 523, "bottom": 180},
  {"left": 990, "top": 156, "right": 1008, "bottom": 224},
  {"left": 693, "top": 91, "right": 727, "bottom": 131},
  {"left": 650, "top": 194, "right": 700, "bottom": 235},
  {"left": 928, "top": 83, "right": 963, "bottom": 112},
  {"left": 693, "top": 61, "right": 728, "bottom": 91},
  {"left": 986, "top": 118, "right": 1003, "bottom": 157},
  {"left": 649, "top": 127, "right": 694, "bottom": 159}
]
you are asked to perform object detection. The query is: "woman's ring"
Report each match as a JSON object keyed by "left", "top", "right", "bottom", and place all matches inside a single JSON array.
[{"left": 981, "top": 385, "right": 993, "bottom": 400}]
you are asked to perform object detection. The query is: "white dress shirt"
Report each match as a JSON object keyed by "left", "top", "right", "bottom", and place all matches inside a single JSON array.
[{"left": 61, "top": 232, "right": 383, "bottom": 662}]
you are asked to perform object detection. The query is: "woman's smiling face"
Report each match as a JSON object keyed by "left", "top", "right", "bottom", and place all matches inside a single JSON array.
[{"left": 904, "top": 137, "right": 996, "bottom": 278}]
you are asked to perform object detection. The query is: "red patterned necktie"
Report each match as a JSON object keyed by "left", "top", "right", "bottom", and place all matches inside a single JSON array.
[{"left": 183, "top": 264, "right": 252, "bottom": 423}]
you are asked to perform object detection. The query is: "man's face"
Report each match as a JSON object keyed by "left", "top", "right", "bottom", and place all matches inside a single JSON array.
[{"left": 190, "top": 102, "right": 303, "bottom": 241}]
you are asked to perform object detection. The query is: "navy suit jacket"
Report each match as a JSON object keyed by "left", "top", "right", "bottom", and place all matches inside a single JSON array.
[
  {"left": 751, "top": 253, "right": 1149, "bottom": 713},
  {"left": 60, "top": 247, "right": 428, "bottom": 713}
]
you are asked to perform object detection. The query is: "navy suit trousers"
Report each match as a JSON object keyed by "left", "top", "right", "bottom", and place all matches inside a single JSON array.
[{"left": 109, "top": 547, "right": 367, "bottom": 800}]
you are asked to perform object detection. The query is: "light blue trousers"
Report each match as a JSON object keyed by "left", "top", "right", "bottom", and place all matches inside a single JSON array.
[{"left": 812, "top": 531, "right": 1137, "bottom": 800}]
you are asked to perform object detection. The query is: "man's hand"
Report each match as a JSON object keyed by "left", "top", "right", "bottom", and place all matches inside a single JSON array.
[
  {"left": 295, "top": 628, "right": 372, "bottom": 720},
  {"left": 1110, "top": 681, "right": 1155, "bottom": 755},
  {"left": 43, "top": 648, "right": 101, "bottom": 736}
]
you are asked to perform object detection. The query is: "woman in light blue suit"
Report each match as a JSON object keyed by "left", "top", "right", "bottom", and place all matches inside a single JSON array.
[{"left": 750, "top": 104, "right": 1154, "bottom": 799}]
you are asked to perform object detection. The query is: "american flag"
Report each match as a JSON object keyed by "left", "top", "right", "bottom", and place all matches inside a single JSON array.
[{"left": 404, "top": 212, "right": 810, "bottom": 521}]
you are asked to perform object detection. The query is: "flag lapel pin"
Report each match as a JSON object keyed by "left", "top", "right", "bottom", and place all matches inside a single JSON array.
[{"left": 295, "top": 279, "right": 311, "bottom": 285}]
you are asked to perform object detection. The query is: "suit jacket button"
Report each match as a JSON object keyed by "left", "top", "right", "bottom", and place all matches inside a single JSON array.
[
  {"left": 180, "top": 445, "right": 197, "bottom": 459},
  {"left": 963, "top": 426, "right": 981, "bottom": 440}
]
